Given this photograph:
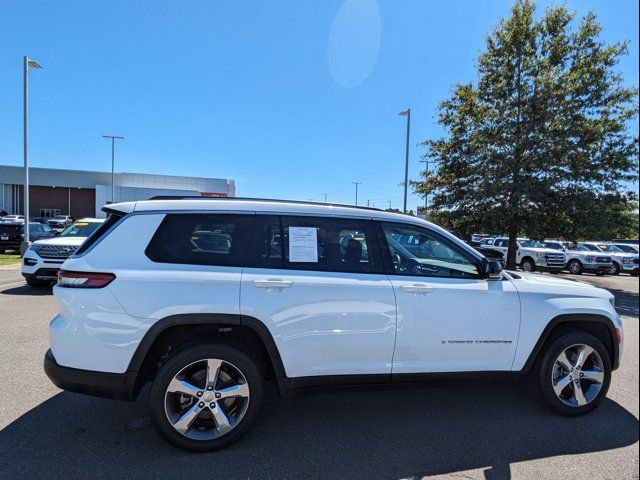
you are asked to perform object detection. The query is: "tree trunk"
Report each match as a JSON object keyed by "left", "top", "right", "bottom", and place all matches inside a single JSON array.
[{"left": 507, "top": 228, "right": 519, "bottom": 270}]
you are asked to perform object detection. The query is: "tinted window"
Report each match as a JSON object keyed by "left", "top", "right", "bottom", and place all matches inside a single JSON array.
[
  {"left": 247, "top": 215, "right": 381, "bottom": 274},
  {"left": 146, "top": 214, "right": 253, "bottom": 266},
  {"left": 381, "top": 222, "right": 480, "bottom": 278},
  {"left": 493, "top": 239, "right": 508, "bottom": 247}
]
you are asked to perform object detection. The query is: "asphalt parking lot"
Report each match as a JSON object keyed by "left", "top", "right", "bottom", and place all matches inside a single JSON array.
[{"left": 0, "top": 266, "right": 637, "bottom": 480}]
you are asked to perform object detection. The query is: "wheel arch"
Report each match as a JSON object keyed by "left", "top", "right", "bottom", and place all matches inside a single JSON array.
[
  {"left": 521, "top": 314, "right": 620, "bottom": 375},
  {"left": 128, "top": 314, "right": 287, "bottom": 398}
]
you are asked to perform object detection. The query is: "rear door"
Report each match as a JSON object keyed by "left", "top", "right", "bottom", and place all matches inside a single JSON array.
[{"left": 240, "top": 215, "right": 397, "bottom": 378}]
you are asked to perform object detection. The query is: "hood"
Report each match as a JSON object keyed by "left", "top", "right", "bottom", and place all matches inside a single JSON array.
[
  {"left": 31, "top": 236, "right": 87, "bottom": 246},
  {"left": 505, "top": 271, "right": 612, "bottom": 300}
]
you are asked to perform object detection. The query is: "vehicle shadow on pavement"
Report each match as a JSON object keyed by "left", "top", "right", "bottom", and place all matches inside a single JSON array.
[
  {"left": 0, "top": 384, "right": 637, "bottom": 480},
  {"left": 1, "top": 285, "right": 53, "bottom": 296}
]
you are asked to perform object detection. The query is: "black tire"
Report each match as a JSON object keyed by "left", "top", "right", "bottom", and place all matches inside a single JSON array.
[
  {"left": 595, "top": 271, "right": 606, "bottom": 277},
  {"left": 537, "top": 331, "right": 611, "bottom": 416},
  {"left": 26, "top": 278, "right": 48, "bottom": 287},
  {"left": 149, "top": 343, "right": 264, "bottom": 452},
  {"left": 609, "top": 262, "right": 621, "bottom": 276},
  {"left": 567, "top": 259, "right": 583, "bottom": 275},
  {"left": 520, "top": 257, "right": 536, "bottom": 272}
]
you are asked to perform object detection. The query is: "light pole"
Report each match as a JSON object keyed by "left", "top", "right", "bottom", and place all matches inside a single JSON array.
[
  {"left": 322, "top": 193, "right": 329, "bottom": 202},
  {"left": 351, "top": 181, "right": 361, "bottom": 206},
  {"left": 101, "top": 135, "right": 125, "bottom": 203},
  {"left": 22, "top": 56, "right": 42, "bottom": 252},
  {"left": 399, "top": 108, "right": 411, "bottom": 213}
]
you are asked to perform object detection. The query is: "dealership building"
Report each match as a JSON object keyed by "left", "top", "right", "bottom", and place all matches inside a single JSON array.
[{"left": 0, "top": 164, "right": 236, "bottom": 219}]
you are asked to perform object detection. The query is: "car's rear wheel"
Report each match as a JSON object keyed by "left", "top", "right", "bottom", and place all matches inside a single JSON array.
[
  {"left": 149, "top": 344, "right": 264, "bottom": 452},
  {"left": 567, "top": 259, "right": 583, "bottom": 275},
  {"left": 537, "top": 331, "right": 611, "bottom": 416}
]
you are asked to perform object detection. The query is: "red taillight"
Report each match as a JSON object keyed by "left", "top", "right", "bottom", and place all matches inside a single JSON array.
[
  {"left": 615, "top": 328, "right": 622, "bottom": 344},
  {"left": 57, "top": 270, "right": 115, "bottom": 288}
]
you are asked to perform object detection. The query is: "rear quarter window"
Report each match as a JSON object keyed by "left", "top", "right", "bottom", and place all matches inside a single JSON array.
[{"left": 145, "top": 214, "right": 253, "bottom": 267}]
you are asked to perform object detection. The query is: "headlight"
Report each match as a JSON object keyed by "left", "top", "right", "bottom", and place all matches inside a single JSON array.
[
  {"left": 622, "top": 257, "right": 632, "bottom": 264},
  {"left": 537, "top": 252, "right": 545, "bottom": 261},
  {"left": 585, "top": 256, "right": 594, "bottom": 262}
]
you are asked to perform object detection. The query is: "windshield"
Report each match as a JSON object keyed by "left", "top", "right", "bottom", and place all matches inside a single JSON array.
[
  {"left": 597, "top": 244, "right": 623, "bottom": 253},
  {"left": 544, "top": 242, "right": 564, "bottom": 250},
  {"left": 60, "top": 221, "right": 102, "bottom": 237},
  {"left": 519, "top": 240, "right": 545, "bottom": 248}
]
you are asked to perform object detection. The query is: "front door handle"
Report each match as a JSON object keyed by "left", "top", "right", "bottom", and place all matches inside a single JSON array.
[
  {"left": 253, "top": 279, "right": 293, "bottom": 289},
  {"left": 401, "top": 284, "right": 434, "bottom": 294}
]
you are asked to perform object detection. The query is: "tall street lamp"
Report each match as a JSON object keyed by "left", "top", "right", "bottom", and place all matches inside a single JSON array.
[
  {"left": 399, "top": 108, "right": 411, "bottom": 213},
  {"left": 101, "top": 135, "right": 125, "bottom": 203},
  {"left": 351, "top": 181, "right": 362, "bottom": 206},
  {"left": 22, "top": 56, "right": 42, "bottom": 252}
]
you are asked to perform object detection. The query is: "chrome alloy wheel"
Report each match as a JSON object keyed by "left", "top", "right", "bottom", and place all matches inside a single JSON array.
[
  {"left": 164, "top": 358, "right": 250, "bottom": 440},
  {"left": 551, "top": 344, "right": 604, "bottom": 407}
]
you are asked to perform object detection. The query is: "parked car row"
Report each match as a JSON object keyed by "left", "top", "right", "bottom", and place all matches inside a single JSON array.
[{"left": 474, "top": 237, "right": 639, "bottom": 276}]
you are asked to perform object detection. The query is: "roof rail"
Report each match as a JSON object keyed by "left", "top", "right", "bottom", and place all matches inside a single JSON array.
[{"left": 146, "top": 196, "right": 382, "bottom": 212}]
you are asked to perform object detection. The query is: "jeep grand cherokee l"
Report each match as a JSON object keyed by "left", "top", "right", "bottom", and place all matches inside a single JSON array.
[{"left": 44, "top": 198, "right": 624, "bottom": 451}]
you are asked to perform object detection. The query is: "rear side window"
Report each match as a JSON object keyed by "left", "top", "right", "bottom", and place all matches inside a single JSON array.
[
  {"left": 74, "top": 213, "right": 123, "bottom": 255},
  {"left": 247, "top": 215, "right": 382, "bottom": 274},
  {"left": 145, "top": 214, "right": 253, "bottom": 267}
]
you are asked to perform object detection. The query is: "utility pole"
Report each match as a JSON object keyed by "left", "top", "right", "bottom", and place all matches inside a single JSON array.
[
  {"left": 351, "top": 181, "right": 362, "bottom": 206},
  {"left": 101, "top": 135, "right": 125, "bottom": 203},
  {"left": 22, "top": 56, "right": 42, "bottom": 253},
  {"left": 322, "top": 193, "right": 329, "bottom": 202},
  {"left": 419, "top": 159, "right": 439, "bottom": 220},
  {"left": 399, "top": 108, "right": 411, "bottom": 213}
]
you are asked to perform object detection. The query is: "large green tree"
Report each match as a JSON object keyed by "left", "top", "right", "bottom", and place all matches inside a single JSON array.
[{"left": 416, "top": 0, "right": 638, "bottom": 268}]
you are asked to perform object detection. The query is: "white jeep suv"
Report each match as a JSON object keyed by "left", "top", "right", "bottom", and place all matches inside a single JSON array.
[
  {"left": 44, "top": 198, "right": 624, "bottom": 451},
  {"left": 487, "top": 237, "right": 566, "bottom": 272}
]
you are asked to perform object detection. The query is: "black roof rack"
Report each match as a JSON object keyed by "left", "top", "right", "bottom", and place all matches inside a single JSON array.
[{"left": 146, "top": 196, "right": 382, "bottom": 212}]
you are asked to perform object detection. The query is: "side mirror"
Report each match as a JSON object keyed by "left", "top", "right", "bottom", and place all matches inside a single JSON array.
[{"left": 487, "top": 260, "right": 503, "bottom": 280}]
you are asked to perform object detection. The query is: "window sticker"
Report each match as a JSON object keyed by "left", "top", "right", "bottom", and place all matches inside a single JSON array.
[{"left": 288, "top": 227, "right": 318, "bottom": 262}]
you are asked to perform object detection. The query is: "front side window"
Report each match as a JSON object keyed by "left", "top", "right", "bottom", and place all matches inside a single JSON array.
[
  {"left": 381, "top": 222, "right": 480, "bottom": 278},
  {"left": 494, "top": 239, "right": 508, "bottom": 248},
  {"left": 146, "top": 214, "right": 253, "bottom": 266},
  {"left": 247, "top": 215, "right": 380, "bottom": 273}
]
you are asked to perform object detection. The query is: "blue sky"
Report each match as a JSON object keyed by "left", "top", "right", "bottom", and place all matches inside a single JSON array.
[{"left": 1, "top": 0, "right": 638, "bottom": 209}]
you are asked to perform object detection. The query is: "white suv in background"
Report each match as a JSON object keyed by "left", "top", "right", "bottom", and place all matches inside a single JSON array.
[
  {"left": 488, "top": 237, "right": 566, "bottom": 272},
  {"left": 585, "top": 242, "right": 639, "bottom": 276},
  {"left": 544, "top": 240, "right": 612, "bottom": 276},
  {"left": 44, "top": 198, "right": 623, "bottom": 451},
  {"left": 22, "top": 218, "right": 104, "bottom": 287}
]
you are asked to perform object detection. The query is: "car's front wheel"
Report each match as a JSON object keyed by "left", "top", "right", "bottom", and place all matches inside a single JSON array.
[
  {"left": 567, "top": 259, "right": 583, "bottom": 275},
  {"left": 537, "top": 331, "right": 611, "bottom": 416},
  {"left": 609, "top": 262, "right": 621, "bottom": 276},
  {"left": 520, "top": 257, "right": 536, "bottom": 272},
  {"left": 149, "top": 344, "right": 264, "bottom": 452}
]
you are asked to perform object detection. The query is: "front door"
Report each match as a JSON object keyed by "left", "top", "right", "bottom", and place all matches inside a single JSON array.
[
  {"left": 241, "top": 215, "right": 397, "bottom": 378},
  {"left": 380, "top": 222, "right": 521, "bottom": 373}
]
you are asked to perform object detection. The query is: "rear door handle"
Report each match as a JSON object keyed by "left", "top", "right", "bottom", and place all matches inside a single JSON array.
[
  {"left": 401, "top": 284, "right": 434, "bottom": 294},
  {"left": 252, "top": 279, "right": 293, "bottom": 289}
]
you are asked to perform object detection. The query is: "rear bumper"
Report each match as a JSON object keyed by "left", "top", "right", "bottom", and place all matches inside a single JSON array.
[{"left": 44, "top": 349, "right": 138, "bottom": 401}]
